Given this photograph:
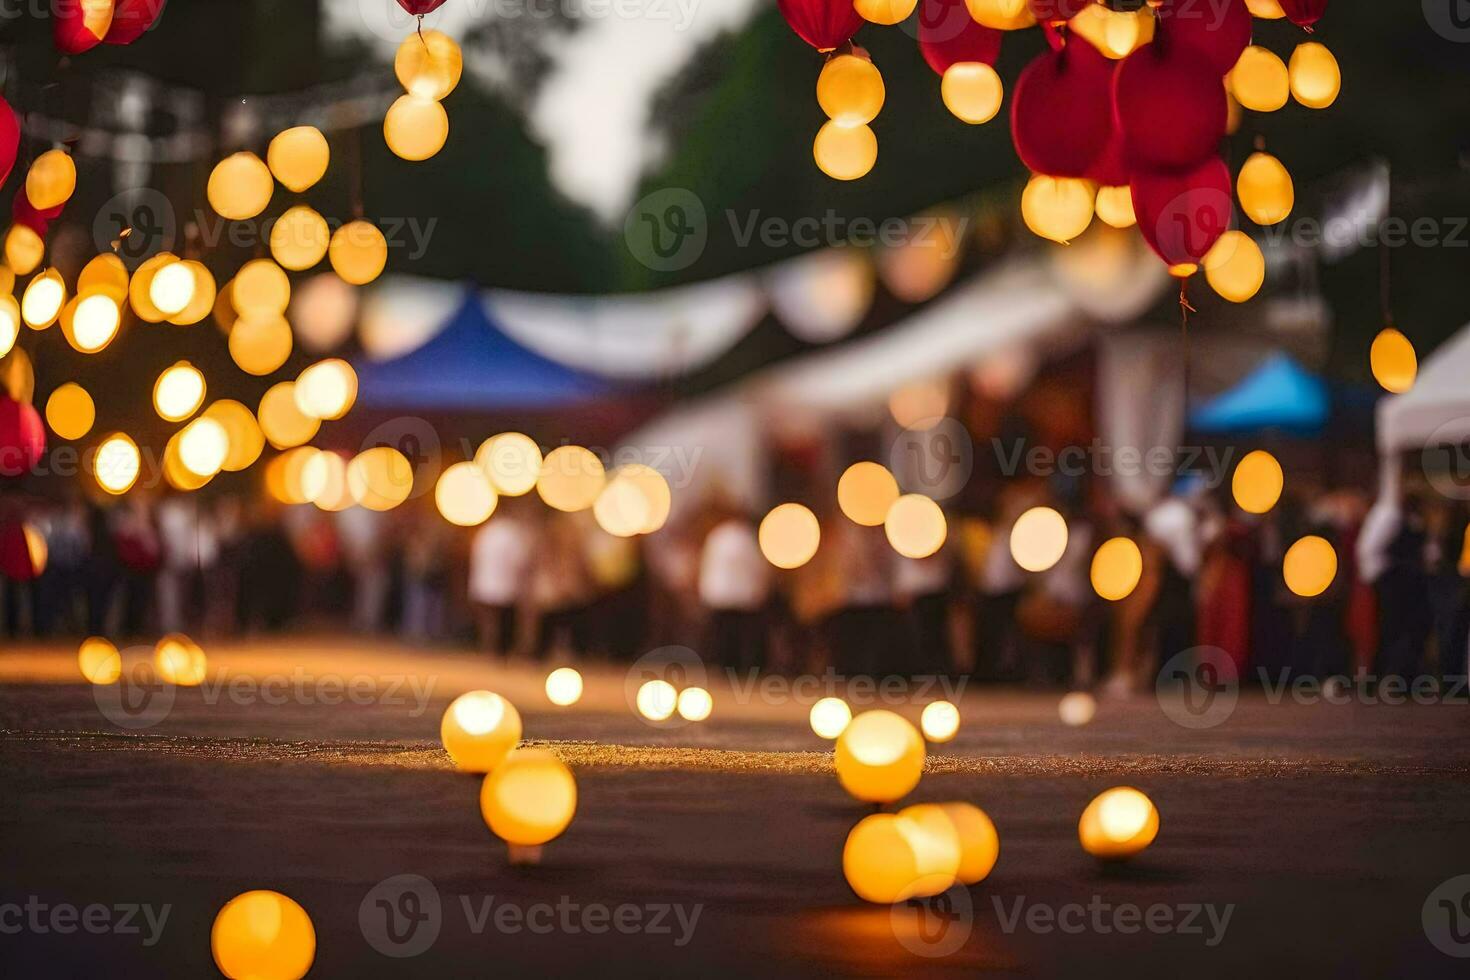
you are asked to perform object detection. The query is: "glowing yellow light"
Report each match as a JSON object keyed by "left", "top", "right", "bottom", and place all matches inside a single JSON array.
[
  {"left": 838, "top": 461, "right": 899, "bottom": 527},
  {"left": 835, "top": 709, "right": 925, "bottom": 803},
  {"left": 1289, "top": 41, "right": 1340, "bottom": 109},
  {"left": 233, "top": 259, "right": 291, "bottom": 317},
  {"left": 884, "top": 493, "right": 947, "bottom": 559},
  {"left": 893, "top": 803, "right": 964, "bottom": 897},
  {"left": 155, "top": 634, "right": 208, "bottom": 686},
  {"left": 22, "top": 269, "right": 65, "bottom": 329},
  {"left": 128, "top": 252, "right": 175, "bottom": 323},
  {"left": 1370, "top": 327, "right": 1417, "bottom": 394},
  {"left": 148, "top": 259, "right": 195, "bottom": 316},
  {"left": 1228, "top": 449, "right": 1284, "bottom": 516},
  {"left": 536, "top": 445, "right": 606, "bottom": 512},
  {"left": 294, "top": 358, "right": 358, "bottom": 420},
  {"left": 214, "top": 278, "right": 238, "bottom": 333},
  {"left": 25, "top": 149, "right": 76, "bottom": 211},
  {"left": 94, "top": 433, "right": 140, "bottom": 494},
  {"left": 328, "top": 221, "right": 389, "bottom": 286},
  {"left": 759, "top": 502, "right": 821, "bottom": 569},
  {"left": 1094, "top": 185, "right": 1136, "bottom": 229},
  {"left": 207, "top": 152, "right": 274, "bottom": 221},
  {"left": 205, "top": 400, "right": 266, "bottom": 472},
  {"left": 1022, "top": 175, "right": 1095, "bottom": 244},
  {"left": 854, "top": 0, "right": 915, "bottom": 22},
  {"left": 1079, "top": 787, "right": 1159, "bottom": 860},
  {"left": 479, "top": 747, "right": 578, "bottom": 849},
  {"left": 1090, "top": 536, "right": 1143, "bottom": 600},
  {"left": 810, "top": 697, "right": 852, "bottom": 739},
  {"left": 888, "top": 379, "right": 949, "bottom": 429},
  {"left": 1203, "top": 230, "right": 1265, "bottom": 304},
  {"left": 1069, "top": 3, "right": 1152, "bottom": 58},
  {"left": 636, "top": 678, "right": 678, "bottom": 721},
  {"left": 395, "top": 30, "right": 464, "bottom": 100},
  {"left": 1230, "top": 45, "right": 1289, "bottom": 112},
  {"left": 842, "top": 813, "right": 925, "bottom": 904},
  {"left": 920, "top": 700, "right": 960, "bottom": 742},
  {"left": 267, "top": 126, "right": 330, "bottom": 193},
  {"left": 45, "top": 382, "right": 94, "bottom": 441},
  {"left": 61, "top": 292, "right": 121, "bottom": 354},
  {"left": 384, "top": 94, "right": 449, "bottom": 161},
  {"left": 164, "top": 431, "right": 212, "bottom": 491},
  {"left": 0, "top": 295, "right": 16, "bottom": 358},
  {"left": 211, "top": 890, "right": 316, "bottom": 980},
  {"left": 1058, "top": 691, "right": 1097, "bottom": 726},
  {"left": 269, "top": 206, "right": 330, "bottom": 272},
  {"left": 940, "top": 62, "right": 1003, "bottom": 124},
  {"left": 435, "top": 460, "right": 499, "bottom": 527},
  {"left": 179, "top": 417, "right": 229, "bottom": 478},
  {"left": 1245, "top": 0, "right": 1284, "bottom": 15},
  {"left": 299, "top": 450, "right": 350, "bottom": 511},
  {"left": 676, "top": 686, "right": 713, "bottom": 722},
  {"left": 813, "top": 121, "right": 877, "bottom": 181},
  {"left": 153, "top": 362, "right": 206, "bottom": 422},
  {"left": 229, "top": 314, "right": 294, "bottom": 377},
  {"left": 265, "top": 447, "right": 321, "bottom": 504},
  {"left": 79, "top": 253, "right": 129, "bottom": 302},
  {"left": 5, "top": 225, "right": 44, "bottom": 277},
  {"left": 1283, "top": 535, "right": 1337, "bottom": 598},
  {"left": 168, "top": 261, "right": 216, "bottom": 326},
  {"left": 545, "top": 667, "right": 583, "bottom": 706},
  {"left": 1010, "top": 505, "right": 1068, "bottom": 572},
  {"left": 1236, "top": 152, "right": 1293, "bottom": 226},
  {"left": 78, "top": 637, "right": 120, "bottom": 685},
  {"left": 476, "top": 432, "right": 542, "bottom": 496},
  {"left": 441, "top": 690, "right": 522, "bottom": 772},
  {"left": 257, "top": 383, "right": 321, "bottom": 450},
  {"left": 938, "top": 802, "right": 1000, "bottom": 884},
  {"left": 965, "top": 0, "right": 1035, "bottom": 29},
  {"left": 347, "top": 446, "right": 414, "bottom": 510},
  {"left": 593, "top": 469, "right": 651, "bottom": 537},
  {"left": 817, "top": 54, "right": 885, "bottom": 126}
]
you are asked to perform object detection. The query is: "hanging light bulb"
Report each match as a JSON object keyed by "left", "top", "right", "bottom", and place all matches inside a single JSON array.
[
  {"left": 394, "top": 30, "right": 463, "bottom": 100},
  {"left": 1288, "top": 41, "right": 1341, "bottom": 109},
  {"left": 1021, "top": 175, "right": 1095, "bottom": 244},
  {"left": 1203, "top": 230, "right": 1265, "bottom": 303},
  {"left": 270, "top": 205, "right": 331, "bottom": 271},
  {"left": 1236, "top": 152, "right": 1294, "bottom": 226},
  {"left": 25, "top": 149, "right": 76, "bottom": 211},
  {"left": 813, "top": 121, "right": 878, "bottom": 181},
  {"left": 328, "top": 221, "right": 388, "bottom": 285},
  {"left": 153, "top": 362, "right": 207, "bottom": 422},
  {"left": 148, "top": 258, "right": 196, "bottom": 316},
  {"left": 1230, "top": 45, "right": 1289, "bottom": 112},
  {"left": 854, "top": 0, "right": 917, "bottom": 24},
  {"left": 1093, "top": 185, "right": 1136, "bottom": 229},
  {"left": 1370, "top": 327, "right": 1417, "bottom": 394},
  {"left": 21, "top": 269, "right": 65, "bottom": 329},
  {"left": 384, "top": 94, "right": 449, "bottom": 161},
  {"left": 64, "top": 293, "right": 122, "bottom": 352},
  {"left": 5, "top": 225, "right": 44, "bottom": 277},
  {"left": 816, "top": 54, "right": 885, "bottom": 127},
  {"left": 207, "top": 152, "right": 274, "bottom": 220},
  {"left": 941, "top": 63, "right": 1003, "bottom": 124},
  {"left": 267, "top": 126, "right": 331, "bottom": 193}
]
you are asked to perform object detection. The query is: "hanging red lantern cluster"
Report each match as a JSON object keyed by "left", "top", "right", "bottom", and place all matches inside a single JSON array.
[{"left": 53, "top": 0, "right": 165, "bottom": 55}]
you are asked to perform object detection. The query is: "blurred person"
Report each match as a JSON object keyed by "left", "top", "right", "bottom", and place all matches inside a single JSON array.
[
  {"left": 1425, "top": 499, "right": 1469, "bottom": 681},
  {"left": 336, "top": 506, "right": 391, "bottom": 633},
  {"left": 1372, "top": 494, "right": 1431, "bottom": 680},
  {"left": 895, "top": 534, "right": 955, "bottom": 677},
  {"left": 208, "top": 497, "right": 247, "bottom": 635},
  {"left": 976, "top": 493, "right": 1030, "bottom": 681},
  {"left": 529, "top": 510, "right": 593, "bottom": 661},
  {"left": 469, "top": 500, "right": 534, "bottom": 659},
  {"left": 828, "top": 518, "right": 895, "bottom": 678},
  {"left": 1196, "top": 489, "right": 1255, "bottom": 677},
  {"left": 1143, "top": 488, "right": 1201, "bottom": 676},
  {"left": 401, "top": 512, "right": 450, "bottom": 642},
  {"left": 239, "top": 502, "right": 303, "bottom": 632},
  {"left": 1018, "top": 506, "right": 1095, "bottom": 686},
  {"left": 697, "top": 511, "right": 770, "bottom": 673},
  {"left": 112, "top": 496, "right": 160, "bottom": 638},
  {"left": 788, "top": 515, "right": 844, "bottom": 675},
  {"left": 36, "top": 494, "right": 88, "bottom": 635},
  {"left": 84, "top": 500, "right": 121, "bottom": 635},
  {"left": 156, "top": 493, "right": 218, "bottom": 635}
]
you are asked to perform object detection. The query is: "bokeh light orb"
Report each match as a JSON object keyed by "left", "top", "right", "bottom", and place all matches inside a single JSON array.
[
  {"left": 834, "top": 709, "right": 925, "bottom": 804},
  {"left": 676, "top": 686, "right": 713, "bottom": 722},
  {"left": 854, "top": 0, "right": 917, "bottom": 24},
  {"left": 93, "top": 432, "right": 140, "bottom": 495},
  {"left": 148, "top": 259, "right": 196, "bottom": 316},
  {"left": 328, "top": 221, "right": 389, "bottom": 286},
  {"left": 179, "top": 417, "right": 230, "bottom": 478},
  {"left": 1021, "top": 175, "right": 1095, "bottom": 244},
  {"left": 384, "top": 94, "right": 450, "bottom": 161},
  {"left": 941, "top": 62, "right": 1003, "bottom": 124},
  {"left": 128, "top": 252, "right": 175, "bottom": 323},
  {"left": 347, "top": 446, "right": 414, "bottom": 510},
  {"left": 153, "top": 362, "right": 206, "bottom": 422},
  {"left": 77, "top": 637, "right": 121, "bottom": 685},
  {"left": 937, "top": 801, "right": 1000, "bottom": 884},
  {"left": 302, "top": 450, "right": 352, "bottom": 512},
  {"left": 1079, "top": 786, "right": 1159, "bottom": 860},
  {"left": 5, "top": 225, "right": 44, "bottom": 277},
  {"left": 265, "top": 447, "right": 321, "bottom": 505},
  {"left": 211, "top": 890, "right": 315, "bottom": 980},
  {"left": 267, "top": 126, "right": 330, "bottom": 193},
  {"left": 1283, "top": 535, "right": 1338, "bottom": 598},
  {"left": 22, "top": 269, "right": 65, "bottom": 329},
  {"left": 636, "top": 678, "right": 678, "bottom": 721},
  {"left": 1370, "top": 327, "right": 1417, "bottom": 394},
  {"left": 545, "top": 667, "right": 583, "bottom": 707},
  {"left": 817, "top": 54, "right": 885, "bottom": 127},
  {"left": 893, "top": 803, "right": 964, "bottom": 897},
  {"left": 0, "top": 295, "right": 16, "bottom": 358},
  {"left": 205, "top": 400, "right": 266, "bottom": 472},
  {"left": 155, "top": 633, "right": 208, "bottom": 686},
  {"left": 1203, "top": 230, "right": 1265, "bottom": 303},
  {"left": 441, "top": 690, "right": 522, "bottom": 772},
  {"left": 63, "top": 293, "right": 122, "bottom": 353},
  {"left": 1090, "top": 536, "right": 1143, "bottom": 601},
  {"left": 25, "top": 149, "right": 76, "bottom": 210},
  {"left": 207, "top": 152, "right": 274, "bottom": 221},
  {"left": 1058, "top": 690, "right": 1097, "bottom": 727},
  {"left": 1230, "top": 45, "right": 1289, "bottom": 112},
  {"left": 1236, "top": 151, "right": 1294, "bottom": 226},
  {"left": 479, "top": 747, "right": 577, "bottom": 847},
  {"left": 257, "top": 383, "right": 321, "bottom": 450},
  {"left": 966, "top": 0, "right": 1035, "bottom": 29},
  {"left": 1232, "top": 449, "right": 1284, "bottom": 515},
  {"left": 536, "top": 445, "right": 606, "bottom": 513},
  {"left": 294, "top": 358, "right": 358, "bottom": 420},
  {"left": 45, "top": 382, "right": 94, "bottom": 440},
  {"left": 229, "top": 314, "right": 294, "bottom": 377},
  {"left": 79, "top": 253, "right": 129, "bottom": 302},
  {"left": 1093, "top": 185, "right": 1136, "bottom": 229},
  {"left": 232, "top": 259, "right": 291, "bottom": 317},
  {"left": 168, "top": 261, "right": 218, "bottom": 326},
  {"left": 888, "top": 379, "right": 949, "bottom": 429},
  {"left": 842, "top": 813, "right": 925, "bottom": 904},
  {"left": 884, "top": 493, "right": 947, "bottom": 559},
  {"left": 1288, "top": 41, "right": 1340, "bottom": 109},
  {"left": 1010, "top": 505, "right": 1068, "bottom": 572},
  {"left": 435, "top": 460, "right": 498, "bottom": 527},
  {"left": 476, "top": 432, "right": 542, "bottom": 496},
  {"left": 289, "top": 272, "right": 358, "bottom": 353},
  {"left": 759, "top": 502, "right": 821, "bottom": 569},
  {"left": 813, "top": 121, "right": 877, "bottom": 181},
  {"left": 593, "top": 469, "right": 654, "bottom": 538},
  {"left": 810, "top": 697, "right": 853, "bottom": 739},
  {"left": 837, "top": 461, "right": 899, "bottom": 527},
  {"left": 395, "top": 30, "right": 464, "bottom": 100},
  {"left": 920, "top": 700, "right": 960, "bottom": 743},
  {"left": 269, "top": 205, "right": 330, "bottom": 271}
]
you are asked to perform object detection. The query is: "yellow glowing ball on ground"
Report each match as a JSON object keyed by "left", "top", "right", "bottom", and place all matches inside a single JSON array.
[
  {"left": 1230, "top": 46, "right": 1289, "bottom": 112},
  {"left": 46, "top": 383, "right": 94, "bottom": 441},
  {"left": 22, "top": 269, "right": 65, "bottom": 329},
  {"left": 441, "top": 690, "right": 522, "bottom": 772},
  {"left": 168, "top": 261, "right": 217, "bottom": 326},
  {"left": 966, "top": 0, "right": 1034, "bottom": 29},
  {"left": 937, "top": 801, "right": 1000, "bottom": 884},
  {"left": 676, "top": 686, "right": 713, "bottom": 722},
  {"left": 211, "top": 890, "right": 316, "bottom": 980},
  {"left": 5, "top": 225, "right": 44, "bottom": 276},
  {"left": 205, "top": 400, "right": 266, "bottom": 472},
  {"left": 1245, "top": 0, "right": 1284, "bottom": 16},
  {"left": 269, "top": 206, "right": 330, "bottom": 271},
  {"left": 347, "top": 446, "right": 414, "bottom": 510},
  {"left": 1370, "top": 327, "right": 1417, "bottom": 394},
  {"left": 94, "top": 433, "right": 140, "bottom": 494},
  {"left": 854, "top": 0, "right": 916, "bottom": 23},
  {"left": 476, "top": 432, "right": 542, "bottom": 496},
  {"left": 920, "top": 700, "right": 960, "bottom": 742},
  {"left": 233, "top": 259, "right": 291, "bottom": 317},
  {"left": 1079, "top": 787, "right": 1159, "bottom": 860},
  {"left": 480, "top": 747, "right": 577, "bottom": 847},
  {"left": 267, "top": 126, "right": 330, "bottom": 193},
  {"left": 258, "top": 383, "right": 321, "bottom": 450},
  {"left": 813, "top": 121, "right": 878, "bottom": 181},
  {"left": 835, "top": 709, "right": 925, "bottom": 804},
  {"left": 79, "top": 253, "right": 129, "bottom": 302},
  {"left": 1289, "top": 41, "right": 1340, "bottom": 109},
  {"left": 328, "top": 220, "right": 389, "bottom": 286},
  {"left": 179, "top": 417, "right": 230, "bottom": 478},
  {"left": 1283, "top": 535, "right": 1338, "bottom": 598},
  {"left": 26, "top": 149, "right": 76, "bottom": 210},
  {"left": 817, "top": 54, "right": 886, "bottom": 126},
  {"left": 294, "top": 358, "right": 358, "bottom": 420},
  {"left": 838, "top": 461, "right": 900, "bottom": 527},
  {"left": 62, "top": 293, "right": 122, "bottom": 352},
  {"left": 128, "top": 252, "right": 175, "bottom": 323},
  {"left": 1094, "top": 185, "right": 1136, "bottom": 229},
  {"left": 810, "top": 697, "right": 853, "bottom": 739},
  {"left": 435, "top": 461, "right": 498, "bottom": 527},
  {"left": 545, "top": 667, "right": 583, "bottom": 706},
  {"left": 78, "top": 637, "right": 121, "bottom": 684},
  {"left": 884, "top": 493, "right": 947, "bottom": 559},
  {"left": 385, "top": 94, "right": 450, "bottom": 161},
  {"left": 941, "top": 62, "right": 1003, "bottom": 125},
  {"left": 148, "top": 259, "right": 196, "bottom": 316},
  {"left": 1058, "top": 691, "right": 1097, "bottom": 726},
  {"left": 1010, "top": 505, "right": 1069, "bottom": 572},
  {"left": 843, "top": 814, "right": 925, "bottom": 903},
  {"left": 153, "top": 362, "right": 206, "bottom": 422},
  {"left": 1203, "top": 230, "right": 1265, "bottom": 303},
  {"left": 229, "top": 313, "right": 294, "bottom": 376},
  {"left": 536, "top": 445, "right": 606, "bottom": 512},
  {"left": 155, "top": 634, "right": 208, "bottom": 686},
  {"left": 894, "top": 804, "right": 964, "bottom": 897},
  {"left": 759, "top": 502, "right": 821, "bottom": 569},
  {"left": 395, "top": 30, "right": 464, "bottom": 100},
  {"left": 1090, "top": 536, "right": 1144, "bottom": 601},
  {"left": 0, "top": 296, "right": 16, "bottom": 358},
  {"left": 1232, "top": 449, "right": 1284, "bottom": 514},
  {"left": 636, "top": 679, "right": 678, "bottom": 721},
  {"left": 207, "top": 152, "right": 274, "bottom": 221},
  {"left": 1236, "top": 152, "right": 1293, "bottom": 226},
  {"left": 1022, "top": 175, "right": 1095, "bottom": 244}
]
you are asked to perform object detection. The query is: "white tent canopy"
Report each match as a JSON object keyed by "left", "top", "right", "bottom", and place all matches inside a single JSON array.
[{"left": 1376, "top": 320, "right": 1470, "bottom": 454}]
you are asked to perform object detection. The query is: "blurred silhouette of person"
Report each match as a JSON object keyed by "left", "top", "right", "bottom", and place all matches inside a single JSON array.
[
  {"left": 401, "top": 513, "right": 449, "bottom": 641},
  {"left": 895, "top": 538, "right": 954, "bottom": 677},
  {"left": 112, "top": 496, "right": 160, "bottom": 638},
  {"left": 84, "top": 501, "right": 121, "bottom": 635},
  {"left": 239, "top": 502, "right": 302, "bottom": 632},
  {"left": 1374, "top": 494, "right": 1431, "bottom": 680},
  {"left": 469, "top": 500, "right": 534, "bottom": 659},
  {"left": 1426, "top": 499, "right": 1469, "bottom": 681},
  {"left": 337, "top": 506, "right": 390, "bottom": 633},
  {"left": 156, "top": 493, "right": 217, "bottom": 635},
  {"left": 530, "top": 510, "right": 592, "bottom": 660},
  {"left": 1197, "top": 490, "right": 1255, "bottom": 677},
  {"left": 698, "top": 512, "right": 770, "bottom": 674},
  {"left": 827, "top": 518, "right": 893, "bottom": 677}
]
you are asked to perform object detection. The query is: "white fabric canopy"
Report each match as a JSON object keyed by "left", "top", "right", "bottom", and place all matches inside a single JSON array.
[{"left": 1376, "top": 321, "right": 1470, "bottom": 454}]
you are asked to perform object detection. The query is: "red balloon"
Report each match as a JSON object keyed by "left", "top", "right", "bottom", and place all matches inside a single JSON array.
[
  {"left": 0, "top": 521, "right": 38, "bottom": 582},
  {"left": 0, "top": 99, "right": 17, "bottom": 190},
  {"left": 0, "top": 397, "right": 45, "bottom": 479},
  {"left": 1011, "top": 35, "right": 1114, "bottom": 178},
  {"left": 396, "top": 0, "right": 448, "bottom": 13},
  {"left": 776, "top": 0, "right": 863, "bottom": 50},
  {"left": 1130, "top": 156, "right": 1232, "bottom": 268},
  {"left": 1028, "top": 0, "right": 1091, "bottom": 21},
  {"left": 1085, "top": 128, "right": 1129, "bottom": 187},
  {"left": 1154, "top": 0, "right": 1251, "bottom": 75},
  {"left": 53, "top": 0, "right": 111, "bottom": 55},
  {"left": 1278, "top": 0, "right": 1327, "bottom": 28},
  {"left": 918, "top": 0, "right": 1001, "bottom": 74},
  {"left": 1114, "top": 41, "right": 1227, "bottom": 173},
  {"left": 13, "top": 195, "right": 64, "bottom": 236},
  {"left": 105, "top": 0, "right": 165, "bottom": 45}
]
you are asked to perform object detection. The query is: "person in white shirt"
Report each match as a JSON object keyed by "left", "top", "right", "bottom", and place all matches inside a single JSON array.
[
  {"left": 698, "top": 516, "right": 770, "bottom": 672},
  {"left": 469, "top": 506, "right": 535, "bottom": 658}
]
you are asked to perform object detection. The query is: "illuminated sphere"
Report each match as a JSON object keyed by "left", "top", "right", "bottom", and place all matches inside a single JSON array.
[
  {"left": 1289, "top": 42, "right": 1340, "bottom": 109},
  {"left": 78, "top": 637, "right": 121, "bottom": 685},
  {"left": 536, "top": 445, "right": 606, "bottom": 512},
  {"left": 205, "top": 400, "right": 265, "bottom": 472},
  {"left": 1245, "top": 0, "right": 1284, "bottom": 16},
  {"left": 128, "top": 252, "right": 176, "bottom": 323},
  {"left": 816, "top": 54, "right": 885, "bottom": 127},
  {"left": 1203, "top": 230, "right": 1265, "bottom": 303},
  {"left": 1094, "top": 185, "right": 1136, "bottom": 229},
  {"left": 154, "top": 634, "right": 207, "bottom": 686},
  {"left": 1010, "top": 505, "right": 1068, "bottom": 572},
  {"left": 813, "top": 121, "right": 877, "bottom": 181},
  {"left": 258, "top": 383, "right": 321, "bottom": 450},
  {"left": 1236, "top": 152, "right": 1293, "bottom": 226},
  {"left": 94, "top": 433, "right": 140, "bottom": 494},
  {"left": 1230, "top": 45, "right": 1289, "bottom": 112},
  {"left": 25, "top": 149, "right": 76, "bottom": 210},
  {"left": 893, "top": 804, "right": 964, "bottom": 897},
  {"left": 1069, "top": 4, "right": 1152, "bottom": 59},
  {"left": 435, "top": 461, "right": 498, "bottom": 527},
  {"left": 617, "top": 463, "right": 672, "bottom": 534},
  {"left": 834, "top": 709, "right": 925, "bottom": 804},
  {"left": 676, "top": 686, "right": 713, "bottom": 722},
  {"left": 301, "top": 451, "right": 351, "bottom": 511},
  {"left": 1058, "top": 691, "right": 1097, "bottom": 726},
  {"left": 838, "top": 461, "right": 899, "bottom": 527},
  {"left": 479, "top": 747, "right": 577, "bottom": 847},
  {"left": 920, "top": 700, "right": 960, "bottom": 742},
  {"left": 0, "top": 296, "right": 16, "bottom": 358},
  {"left": 149, "top": 259, "right": 196, "bottom": 316},
  {"left": 229, "top": 314, "right": 294, "bottom": 376},
  {"left": 214, "top": 279, "right": 238, "bottom": 333},
  {"left": 636, "top": 679, "right": 678, "bottom": 721},
  {"left": 79, "top": 253, "right": 129, "bottom": 302},
  {"left": 211, "top": 890, "right": 315, "bottom": 980},
  {"left": 965, "top": 0, "right": 1035, "bottom": 29},
  {"left": 937, "top": 801, "right": 1000, "bottom": 884},
  {"left": 889, "top": 380, "right": 948, "bottom": 429},
  {"left": 593, "top": 470, "right": 653, "bottom": 538},
  {"left": 269, "top": 206, "right": 330, "bottom": 271},
  {"left": 1090, "top": 536, "right": 1144, "bottom": 600},
  {"left": 441, "top": 690, "right": 522, "bottom": 772},
  {"left": 328, "top": 221, "right": 389, "bottom": 286},
  {"left": 1079, "top": 786, "right": 1159, "bottom": 860},
  {"left": 347, "top": 446, "right": 414, "bottom": 510},
  {"left": 759, "top": 502, "right": 821, "bottom": 569},
  {"left": 545, "top": 667, "right": 583, "bottom": 706},
  {"left": 810, "top": 697, "right": 852, "bottom": 739},
  {"left": 854, "top": 0, "right": 916, "bottom": 22},
  {"left": 179, "top": 417, "right": 230, "bottom": 478},
  {"left": 941, "top": 62, "right": 1003, "bottom": 124},
  {"left": 207, "top": 152, "right": 274, "bottom": 221},
  {"left": 5, "top": 225, "right": 44, "bottom": 276},
  {"left": 289, "top": 273, "right": 358, "bottom": 353},
  {"left": 22, "top": 269, "right": 65, "bottom": 329},
  {"left": 164, "top": 433, "right": 213, "bottom": 492},
  {"left": 154, "top": 362, "right": 206, "bottom": 422},
  {"left": 64, "top": 294, "right": 121, "bottom": 353},
  {"left": 884, "top": 493, "right": 947, "bottom": 559},
  {"left": 1021, "top": 175, "right": 1095, "bottom": 244},
  {"left": 1283, "top": 535, "right": 1338, "bottom": 598},
  {"left": 168, "top": 261, "right": 218, "bottom": 326},
  {"left": 476, "top": 432, "right": 543, "bottom": 496},
  {"left": 233, "top": 259, "right": 291, "bottom": 317},
  {"left": 841, "top": 814, "right": 928, "bottom": 904},
  {"left": 395, "top": 30, "right": 464, "bottom": 100},
  {"left": 265, "top": 447, "right": 321, "bottom": 505},
  {"left": 384, "top": 94, "right": 449, "bottom": 161},
  {"left": 294, "top": 358, "right": 358, "bottom": 420},
  {"left": 45, "top": 383, "right": 94, "bottom": 440},
  {"left": 1231, "top": 449, "right": 1284, "bottom": 514},
  {"left": 1371, "top": 327, "right": 1417, "bottom": 394},
  {"left": 267, "top": 126, "right": 330, "bottom": 193}
]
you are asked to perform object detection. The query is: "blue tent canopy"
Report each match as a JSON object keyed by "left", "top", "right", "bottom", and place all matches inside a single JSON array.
[
  {"left": 352, "top": 290, "right": 615, "bottom": 412},
  {"left": 1189, "top": 353, "right": 1331, "bottom": 435}
]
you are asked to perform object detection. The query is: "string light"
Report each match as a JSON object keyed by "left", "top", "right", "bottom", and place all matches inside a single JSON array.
[
  {"left": 1289, "top": 41, "right": 1341, "bottom": 110},
  {"left": 813, "top": 121, "right": 877, "bottom": 181},
  {"left": 153, "top": 362, "right": 207, "bottom": 422},
  {"left": 267, "top": 126, "right": 330, "bottom": 193},
  {"left": 759, "top": 502, "right": 821, "bottom": 569}
]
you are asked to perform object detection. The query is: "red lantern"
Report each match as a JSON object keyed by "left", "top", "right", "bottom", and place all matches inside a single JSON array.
[
  {"left": 0, "top": 99, "right": 17, "bottom": 190},
  {"left": 104, "top": 0, "right": 165, "bottom": 45},
  {"left": 1011, "top": 36, "right": 1114, "bottom": 178},
  {"left": 53, "top": 0, "right": 114, "bottom": 55},
  {"left": 777, "top": 0, "right": 863, "bottom": 51},
  {"left": 918, "top": 0, "right": 1001, "bottom": 75},
  {"left": 1278, "top": 0, "right": 1327, "bottom": 28},
  {"left": 1028, "top": 0, "right": 1091, "bottom": 22},
  {"left": 0, "top": 397, "right": 45, "bottom": 478},
  {"left": 1114, "top": 40, "right": 1227, "bottom": 173},
  {"left": 396, "top": 0, "right": 449, "bottom": 13},
  {"left": 13, "top": 195, "right": 64, "bottom": 236},
  {"left": 0, "top": 521, "right": 39, "bottom": 582},
  {"left": 1130, "top": 157, "right": 1232, "bottom": 268},
  {"left": 1155, "top": 0, "right": 1251, "bottom": 76},
  {"left": 1085, "top": 128, "right": 1129, "bottom": 187}
]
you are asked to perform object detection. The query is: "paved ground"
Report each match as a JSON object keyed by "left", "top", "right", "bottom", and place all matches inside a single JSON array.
[{"left": 3, "top": 637, "right": 1470, "bottom": 977}]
